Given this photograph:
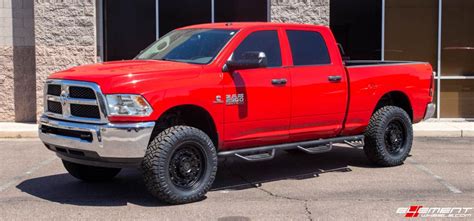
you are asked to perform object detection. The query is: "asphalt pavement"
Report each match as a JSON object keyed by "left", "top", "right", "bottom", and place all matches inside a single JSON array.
[{"left": 0, "top": 138, "right": 472, "bottom": 220}]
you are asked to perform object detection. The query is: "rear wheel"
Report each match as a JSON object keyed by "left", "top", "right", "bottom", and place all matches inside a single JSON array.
[
  {"left": 142, "top": 126, "right": 217, "bottom": 204},
  {"left": 62, "top": 160, "right": 121, "bottom": 182},
  {"left": 364, "top": 106, "right": 413, "bottom": 166}
]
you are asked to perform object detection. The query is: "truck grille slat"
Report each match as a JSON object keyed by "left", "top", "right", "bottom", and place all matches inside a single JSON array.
[
  {"left": 70, "top": 104, "right": 101, "bottom": 119},
  {"left": 44, "top": 80, "right": 106, "bottom": 123},
  {"left": 47, "top": 101, "right": 62, "bottom": 114},
  {"left": 41, "top": 125, "right": 93, "bottom": 142},
  {"left": 69, "top": 86, "right": 96, "bottom": 99},
  {"left": 47, "top": 84, "right": 61, "bottom": 96}
]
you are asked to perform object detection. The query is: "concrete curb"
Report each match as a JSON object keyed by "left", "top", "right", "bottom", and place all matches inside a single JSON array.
[
  {"left": 413, "top": 122, "right": 474, "bottom": 138},
  {"left": 0, "top": 123, "right": 38, "bottom": 138},
  {"left": 0, "top": 122, "right": 473, "bottom": 139}
]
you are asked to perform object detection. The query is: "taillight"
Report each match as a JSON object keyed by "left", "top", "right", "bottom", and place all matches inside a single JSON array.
[{"left": 429, "top": 72, "right": 435, "bottom": 101}]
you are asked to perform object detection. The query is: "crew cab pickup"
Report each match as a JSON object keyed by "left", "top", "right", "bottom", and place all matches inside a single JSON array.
[{"left": 39, "top": 22, "right": 435, "bottom": 204}]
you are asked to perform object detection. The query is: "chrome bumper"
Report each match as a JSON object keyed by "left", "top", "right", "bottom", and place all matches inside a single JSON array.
[
  {"left": 423, "top": 103, "right": 436, "bottom": 120},
  {"left": 39, "top": 115, "right": 155, "bottom": 167}
]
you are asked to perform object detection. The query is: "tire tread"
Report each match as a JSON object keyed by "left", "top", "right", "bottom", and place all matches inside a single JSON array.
[{"left": 364, "top": 106, "right": 413, "bottom": 167}]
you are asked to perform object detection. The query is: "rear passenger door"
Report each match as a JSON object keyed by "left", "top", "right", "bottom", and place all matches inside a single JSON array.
[{"left": 285, "top": 29, "right": 348, "bottom": 141}]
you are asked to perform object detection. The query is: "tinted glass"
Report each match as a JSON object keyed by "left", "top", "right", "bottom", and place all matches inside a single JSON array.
[
  {"left": 159, "top": 0, "right": 211, "bottom": 38},
  {"left": 330, "top": 0, "right": 382, "bottom": 60},
  {"left": 215, "top": 0, "right": 268, "bottom": 22},
  {"left": 287, "top": 30, "right": 331, "bottom": 66},
  {"left": 441, "top": 0, "right": 474, "bottom": 76},
  {"left": 233, "top": 31, "right": 282, "bottom": 67},
  {"left": 104, "top": 0, "right": 156, "bottom": 61},
  {"left": 136, "top": 29, "right": 237, "bottom": 64},
  {"left": 385, "top": 0, "right": 438, "bottom": 71}
]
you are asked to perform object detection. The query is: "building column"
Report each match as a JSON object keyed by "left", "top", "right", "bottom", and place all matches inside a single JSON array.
[
  {"left": 0, "top": 0, "right": 36, "bottom": 122},
  {"left": 34, "top": 0, "right": 97, "bottom": 119},
  {"left": 271, "top": 0, "right": 330, "bottom": 25}
]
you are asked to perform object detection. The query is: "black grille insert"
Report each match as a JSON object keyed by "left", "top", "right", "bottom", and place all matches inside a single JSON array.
[
  {"left": 47, "top": 84, "right": 61, "bottom": 96},
  {"left": 70, "top": 104, "right": 100, "bottom": 119},
  {"left": 41, "top": 125, "right": 93, "bottom": 142},
  {"left": 47, "top": 101, "right": 62, "bottom": 114},
  {"left": 69, "top": 86, "right": 96, "bottom": 99}
]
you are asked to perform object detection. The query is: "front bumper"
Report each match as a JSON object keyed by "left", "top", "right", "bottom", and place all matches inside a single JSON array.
[
  {"left": 423, "top": 103, "right": 436, "bottom": 120},
  {"left": 39, "top": 115, "right": 155, "bottom": 168}
]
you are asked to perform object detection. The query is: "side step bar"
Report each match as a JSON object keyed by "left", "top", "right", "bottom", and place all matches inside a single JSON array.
[{"left": 218, "top": 135, "right": 364, "bottom": 162}]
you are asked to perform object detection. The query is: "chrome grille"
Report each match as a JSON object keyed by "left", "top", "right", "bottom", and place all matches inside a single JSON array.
[{"left": 44, "top": 80, "right": 108, "bottom": 123}]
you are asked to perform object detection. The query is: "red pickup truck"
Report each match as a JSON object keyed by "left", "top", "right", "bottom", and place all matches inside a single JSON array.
[{"left": 39, "top": 22, "right": 435, "bottom": 204}]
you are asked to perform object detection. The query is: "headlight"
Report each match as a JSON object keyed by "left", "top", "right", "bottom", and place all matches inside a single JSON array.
[{"left": 106, "top": 94, "right": 153, "bottom": 116}]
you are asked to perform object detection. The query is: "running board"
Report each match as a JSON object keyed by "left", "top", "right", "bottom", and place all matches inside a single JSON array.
[
  {"left": 297, "top": 143, "right": 332, "bottom": 154},
  {"left": 235, "top": 149, "right": 276, "bottom": 162},
  {"left": 218, "top": 135, "right": 364, "bottom": 162}
]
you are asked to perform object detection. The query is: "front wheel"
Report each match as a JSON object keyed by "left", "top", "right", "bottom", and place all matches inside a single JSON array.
[
  {"left": 364, "top": 106, "right": 413, "bottom": 167},
  {"left": 142, "top": 126, "right": 217, "bottom": 204}
]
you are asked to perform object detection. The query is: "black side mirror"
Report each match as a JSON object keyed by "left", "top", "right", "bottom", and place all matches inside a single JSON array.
[{"left": 223, "top": 51, "right": 268, "bottom": 72}]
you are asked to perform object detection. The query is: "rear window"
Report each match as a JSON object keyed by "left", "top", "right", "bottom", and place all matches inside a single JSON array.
[{"left": 286, "top": 30, "right": 331, "bottom": 66}]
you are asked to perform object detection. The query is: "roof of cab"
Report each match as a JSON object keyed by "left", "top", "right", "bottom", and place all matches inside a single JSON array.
[{"left": 180, "top": 22, "right": 328, "bottom": 30}]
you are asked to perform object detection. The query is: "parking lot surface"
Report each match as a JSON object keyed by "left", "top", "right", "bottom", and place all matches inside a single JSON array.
[{"left": 0, "top": 138, "right": 473, "bottom": 220}]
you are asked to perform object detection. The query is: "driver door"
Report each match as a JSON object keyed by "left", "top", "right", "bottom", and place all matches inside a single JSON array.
[{"left": 222, "top": 29, "right": 291, "bottom": 149}]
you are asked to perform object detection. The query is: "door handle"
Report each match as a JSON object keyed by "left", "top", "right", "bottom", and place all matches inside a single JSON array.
[
  {"left": 328, "top": 75, "right": 342, "bottom": 82},
  {"left": 271, "top": 78, "right": 287, "bottom": 85}
]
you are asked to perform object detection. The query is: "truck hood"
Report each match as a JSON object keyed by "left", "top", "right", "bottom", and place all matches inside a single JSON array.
[{"left": 49, "top": 60, "right": 202, "bottom": 94}]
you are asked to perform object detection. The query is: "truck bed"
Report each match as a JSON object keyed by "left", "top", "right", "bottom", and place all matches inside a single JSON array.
[{"left": 340, "top": 60, "right": 433, "bottom": 136}]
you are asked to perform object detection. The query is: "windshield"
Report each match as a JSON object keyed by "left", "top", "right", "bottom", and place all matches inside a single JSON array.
[{"left": 136, "top": 29, "right": 238, "bottom": 64}]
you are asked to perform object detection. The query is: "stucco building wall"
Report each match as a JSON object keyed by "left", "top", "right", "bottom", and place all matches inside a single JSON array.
[
  {"left": 271, "top": 0, "right": 330, "bottom": 25},
  {"left": 34, "top": 0, "right": 97, "bottom": 118},
  {"left": 0, "top": 0, "right": 35, "bottom": 122}
]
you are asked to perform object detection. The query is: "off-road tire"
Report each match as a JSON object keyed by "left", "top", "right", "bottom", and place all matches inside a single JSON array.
[
  {"left": 142, "top": 126, "right": 217, "bottom": 204},
  {"left": 364, "top": 106, "right": 413, "bottom": 167},
  {"left": 62, "top": 160, "right": 121, "bottom": 182}
]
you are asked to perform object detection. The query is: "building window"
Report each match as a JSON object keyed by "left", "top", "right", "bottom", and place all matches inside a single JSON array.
[
  {"left": 159, "top": 0, "right": 212, "bottom": 38},
  {"left": 330, "top": 0, "right": 382, "bottom": 60},
  {"left": 440, "top": 80, "right": 474, "bottom": 118},
  {"left": 384, "top": 0, "right": 438, "bottom": 71},
  {"left": 441, "top": 0, "right": 474, "bottom": 77},
  {"left": 331, "top": 0, "right": 474, "bottom": 118},
  {"left": 215, "top": 0, "right": 268, "bottom": 22}
]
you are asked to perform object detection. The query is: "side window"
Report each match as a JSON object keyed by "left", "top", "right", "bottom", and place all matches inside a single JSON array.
[
  {"left": 286, "top": 30, "right": 331, "bottom": 66},
  {"left": 233, "top": 30, "right": 282, "bottom": 67}
]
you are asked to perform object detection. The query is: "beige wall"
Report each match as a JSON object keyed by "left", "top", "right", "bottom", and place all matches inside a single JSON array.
[
  {"left": 34, "top": 0, "right": 97, "bottom": 119},
  {"left": 0, "top": 0, "right": 35, "bottom": 122},
  {"left": 271, "top": 0, "right": 330, "bottom": 25}
]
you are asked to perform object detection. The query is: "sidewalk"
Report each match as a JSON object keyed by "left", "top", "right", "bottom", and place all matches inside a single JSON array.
[{"left": 0, "top": 121, "right": 473, "bottom": 138}]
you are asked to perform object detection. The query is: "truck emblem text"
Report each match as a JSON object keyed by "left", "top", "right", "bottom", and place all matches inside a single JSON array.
[{"left": 225, "top": 93, "right": 245, "bottom": 105}]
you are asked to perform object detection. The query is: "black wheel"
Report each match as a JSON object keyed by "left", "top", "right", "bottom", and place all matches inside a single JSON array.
[
  {"left": 142, "top": 126, "right": 217, "bottom": 204},
  {"left": 62, "top": 160, "right": 121, "bottom": 182},
  {"left": 364, "top": 106, "right": 413, "bottom": 167}
]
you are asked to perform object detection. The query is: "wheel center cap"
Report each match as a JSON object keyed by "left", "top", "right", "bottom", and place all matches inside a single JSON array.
[{"left": 182, "top": 162, "right": 191, "bottom": 172}]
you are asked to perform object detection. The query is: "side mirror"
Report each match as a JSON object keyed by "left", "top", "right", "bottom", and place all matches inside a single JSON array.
[{"left": 223, "top": 51, "right": 268, "bottom": 72}]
